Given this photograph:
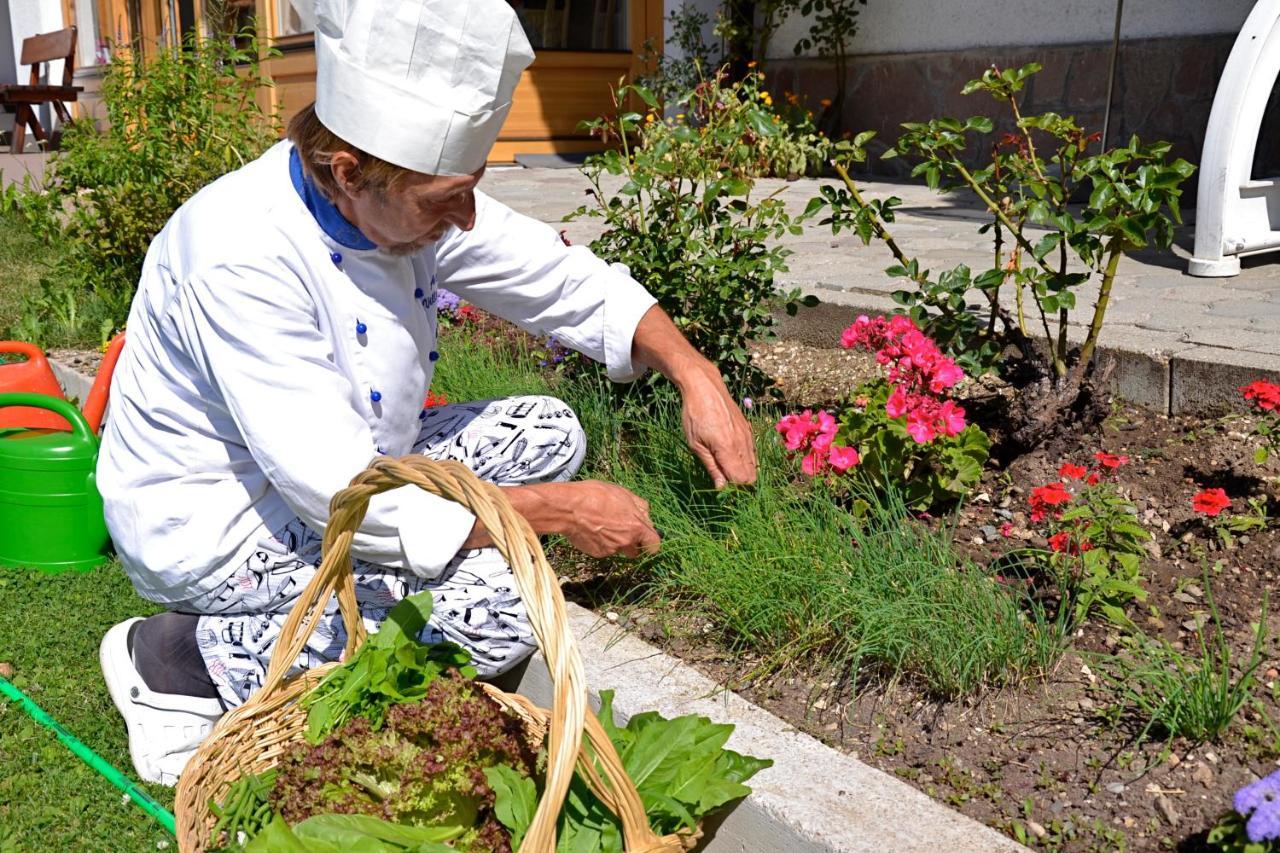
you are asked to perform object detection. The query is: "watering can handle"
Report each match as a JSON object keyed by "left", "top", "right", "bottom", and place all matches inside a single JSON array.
[
  {"left": 0, "top": 393, "right": 93, "bottom": 441},
  {"left": 82, "top": 333, "right": 125, "bottom": 434},
  {"left": 0, "top": 341, "right": 47, "bottom": 362}
]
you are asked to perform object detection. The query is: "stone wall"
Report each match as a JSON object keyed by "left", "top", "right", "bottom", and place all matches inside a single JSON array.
[{"left": 768, "top": 35, "right": 1280, "bottom": 187}]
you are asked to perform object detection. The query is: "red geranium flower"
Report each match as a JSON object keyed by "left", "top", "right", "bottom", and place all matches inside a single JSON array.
[
  {"left": 1059, "top": 463, "right": 1088, "bottom": 480},
  {"left": 423, "top": 390, "right": 449, "bottom": 408},
  {"left": 1192, "top": 488, "right": 1231, "bottom": 517},
  {"left": 1047, "top": 531, "right": 1071, "bottom": 553},
  {"left": 1094, "top": 451, "right": 1129, "bottom": 469},
  {"left": 1242, "top": 380, "right": 1280, "bottom": 412},
  {"left": 1029, "top": 481, "right": 1073, "bottom": 522}
]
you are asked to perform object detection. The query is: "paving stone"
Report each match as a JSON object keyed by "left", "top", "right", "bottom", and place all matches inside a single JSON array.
[
  {"left": 1185, "top": 328, "right": 1280, "bottom": 356},
  {"left": 1205, "top": 301, "right": 1280, "bottom": 322}
]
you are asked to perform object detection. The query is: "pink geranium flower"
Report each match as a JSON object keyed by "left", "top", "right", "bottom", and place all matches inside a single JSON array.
[{"left": 828, "top": 444, "right": 860, "bottom": 472}]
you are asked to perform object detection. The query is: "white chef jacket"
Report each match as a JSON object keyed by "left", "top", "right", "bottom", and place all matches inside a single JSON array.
[{"left": 98, "top": 141, "right": 656, "bottom": 604}]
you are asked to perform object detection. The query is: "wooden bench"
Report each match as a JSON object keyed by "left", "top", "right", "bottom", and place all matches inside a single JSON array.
[{"left": 0, "top": 26, "right": 83, "bottom": 154}]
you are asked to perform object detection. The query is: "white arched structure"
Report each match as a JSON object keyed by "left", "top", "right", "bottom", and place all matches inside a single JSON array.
[{"left": 1189, "top": 0, "right": 1280, "bottom": 277}]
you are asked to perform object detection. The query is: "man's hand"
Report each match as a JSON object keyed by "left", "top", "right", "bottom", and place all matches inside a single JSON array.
[
  {"left": 631, "top": 305, "right": 757, "bottom": 488},
  {"left": 560, "top": 480, "right": 661, "bottom": 558},
  {"left": 680, "top": 369, "right": 757, "bottom": 489},
  {"left": 462, "top": 480, "right": 660, "bottom": 557}
]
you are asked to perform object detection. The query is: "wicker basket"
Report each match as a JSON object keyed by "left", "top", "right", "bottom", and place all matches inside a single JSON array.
[{"left": 175, "top": 455, "right": 694, "bottom": 852}]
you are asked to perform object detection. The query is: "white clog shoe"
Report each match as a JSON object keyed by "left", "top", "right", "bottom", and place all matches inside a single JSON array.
[{"left": 99, "top": 617, "right": 224, "bottom": 786}]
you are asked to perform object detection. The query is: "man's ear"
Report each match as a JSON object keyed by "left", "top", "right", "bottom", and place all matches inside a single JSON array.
[{"left": 329, "top": 151, "right": 362, "bottom": 198}]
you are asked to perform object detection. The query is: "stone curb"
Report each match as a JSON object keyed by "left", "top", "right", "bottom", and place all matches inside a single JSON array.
[
  {"left": 47, "top": 358, "right": 1026, "bottom": 850},
  {"left": 773, "top": 285, "right": 1280, "bottom": 417},
  {"left": 513, "top": 604, "right": 1025, "bottom": 853}
]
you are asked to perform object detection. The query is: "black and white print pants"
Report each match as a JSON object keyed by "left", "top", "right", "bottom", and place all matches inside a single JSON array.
[{"left": 181, "top": 395, "right": 586, "bottom": 709}]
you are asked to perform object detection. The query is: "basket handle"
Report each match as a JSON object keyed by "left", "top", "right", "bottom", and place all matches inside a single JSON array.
[{"left": 248, "top": 455, "right": 670, "bottom": 852}]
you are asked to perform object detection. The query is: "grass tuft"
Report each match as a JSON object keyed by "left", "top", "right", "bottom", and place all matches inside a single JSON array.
[{"left": 1100, "top": 580, "right": 1269, "bottom": 742}]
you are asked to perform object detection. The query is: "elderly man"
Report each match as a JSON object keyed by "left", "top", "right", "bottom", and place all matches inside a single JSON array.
[{"left": 96, "top": 0, "right": 755, "bottom": 787}]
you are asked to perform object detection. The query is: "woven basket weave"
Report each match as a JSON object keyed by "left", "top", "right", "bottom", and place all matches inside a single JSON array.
[{"left": 175, "top": 455, "right": 693, "bottom": 852}]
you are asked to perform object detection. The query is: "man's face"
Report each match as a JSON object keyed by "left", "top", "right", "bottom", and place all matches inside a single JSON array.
[{"left": 336, "top": 161, "right": 484, "bottom": 255}]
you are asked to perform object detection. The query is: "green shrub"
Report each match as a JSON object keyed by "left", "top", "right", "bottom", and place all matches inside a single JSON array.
[
  {"left": 572, "top": 74, "right": 817, "bottom": 398},
  {"left": 11, "top": 30, "right": 279, "bottom": 344},
  {"left": 813, "top": 62, "right": 1195, "bottom": 384}
]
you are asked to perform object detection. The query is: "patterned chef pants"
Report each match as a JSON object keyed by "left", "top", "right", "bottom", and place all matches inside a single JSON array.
[{"left": 180, "top": 395, "right": 586, "bottom": 709}]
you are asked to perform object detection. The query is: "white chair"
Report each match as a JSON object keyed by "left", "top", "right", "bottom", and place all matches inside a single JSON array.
[{"left": 1189, "top": 0, "right": 1280, "bottom": 277}]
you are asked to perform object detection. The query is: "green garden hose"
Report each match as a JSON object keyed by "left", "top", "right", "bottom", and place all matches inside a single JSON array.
[{"left": 0, "top": 673, "right": 177, "bottom": 836}]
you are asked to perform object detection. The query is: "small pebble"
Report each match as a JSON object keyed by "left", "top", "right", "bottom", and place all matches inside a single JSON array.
[
  {"left": 1027, "top": 820, "right": 1047, "bottom": 839},
  {"left": 1156, "top": 794, "right": 1179, "bottom": 826},
  {"left": 605, "top": 611, "right": 619, "bottom": 623},
  {"left": 0, "top": 661, "right": 13, "bottom": 679},
  {"left": 1107, "top": 782, "right": 1126, "bottom": 795}
]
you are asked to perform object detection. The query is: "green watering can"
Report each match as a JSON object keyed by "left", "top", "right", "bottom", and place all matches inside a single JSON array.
[{"left": 0, "top": 393, "right": 110, "bottom": 572}]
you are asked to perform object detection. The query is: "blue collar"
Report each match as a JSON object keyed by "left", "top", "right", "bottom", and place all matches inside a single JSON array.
[{"left": 289, "top": 146, "right": 377, "bottom": 251}]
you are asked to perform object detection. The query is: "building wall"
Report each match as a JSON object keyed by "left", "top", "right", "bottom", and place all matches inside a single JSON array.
[
  {"left": 763, "top": 1, "right": 1279, "bottom": 182},
  {"left": 770, "top": 0, "right": 1256, "bottom": 58}
]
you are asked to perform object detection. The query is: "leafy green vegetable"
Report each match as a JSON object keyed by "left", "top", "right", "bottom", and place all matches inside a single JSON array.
[
  {"left": 491, "top": 690, "right": 771, "bottom": 852},
  {"left": 274, "top": 671, "right": 535, "bottom": 852},
  {"left": 303, "top": 591, "right": 476, "bottom": 742},
  {"left": 245, "top": 813, "right": 460, "bottom": 852},
  {"left": 482, "top": 766, "right": 537, "bottom": 850}
]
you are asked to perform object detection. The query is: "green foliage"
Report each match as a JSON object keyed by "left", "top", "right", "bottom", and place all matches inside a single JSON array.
[
  {"left": 792, "top": 0, "right": 866, "bottom": 129},
  {"left": 815, "top": 63, "right": 1196, "bottom": 380},
  {"left": 637, "top": 4, "right": 721, "bottom": 102},
  {"left": 489, "top": 689, "right": 771, "bottom": 850},
  {"left": 1050, "top": 482, "right": 1151, "bottom": 625},
  {"left": 836, "top": 379, "right": 990, "bottom": 509},
  {"left": 273, "top": 670, "right": 534, "bottom": 848},
  {"left": 245, "top": 813, "right": 459, "bottom": 852},
  {"left": 1207, "top": 809, "right": 1279, "bottom": 853},
  {"left": 12, "top": 30, "right": 280, "bottom": 343},
  {"left": 573, "top": 75, "right": 817, "bottom": 397},
  {"left": 302, "top": 591, "right": 476, "bottom": 742},
  {"left": 1213, "top": 496, "right": 1270, "bottom": 549},
  {"left": 1099, "top": 585, "right": 1269, "bottom": 742},
  {"left": 583, "top": 394, "right": 1066, "bottom": 698}
]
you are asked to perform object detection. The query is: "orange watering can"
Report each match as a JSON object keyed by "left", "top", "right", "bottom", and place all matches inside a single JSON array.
[{"left": 0, "top": 335, "right": 124, "bottom": 433}]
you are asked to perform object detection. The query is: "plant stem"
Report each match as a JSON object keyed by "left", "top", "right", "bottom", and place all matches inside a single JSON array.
[
  {"left": 832, "top": 162, "right": 911, "bottom": 268},
  {"left": 1013, "top": 249, "right": 1028, "bottom": 337},
  {"left": 1079, "top": 239, "right": 1124, "bottom": 370},
  {"left": 953, "top": 161, "right": 1059, "bottom": 280}
]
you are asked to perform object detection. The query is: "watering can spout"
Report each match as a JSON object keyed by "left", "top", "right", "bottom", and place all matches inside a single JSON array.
[{"left": 82, "top": 333, "right": 125, "bottom": 434}]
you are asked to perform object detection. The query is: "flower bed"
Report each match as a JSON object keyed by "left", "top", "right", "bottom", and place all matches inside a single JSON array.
[
  {"left": 438, "top": 311, "right": 1280, "bottom": 851},
  {"left": 563, "top": 336, "right": 1280, "bottom": 852}
]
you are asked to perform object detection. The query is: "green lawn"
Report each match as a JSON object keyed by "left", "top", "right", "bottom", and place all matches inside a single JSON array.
[
  {"left": 0, "top": 562, "right": 170, "bottom": 851},
  {"left": 0, "top": 213, "right": 50, "bottom": 341}
]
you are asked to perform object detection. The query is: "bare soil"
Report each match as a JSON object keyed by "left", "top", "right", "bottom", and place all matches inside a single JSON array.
[{"left": 564, "top": 340, "right": 1280, "bottom": 852}]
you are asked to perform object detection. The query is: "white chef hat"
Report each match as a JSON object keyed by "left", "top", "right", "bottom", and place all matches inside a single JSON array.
[{"left": 314, "top": 0, "right": 535, "bottom": 177}]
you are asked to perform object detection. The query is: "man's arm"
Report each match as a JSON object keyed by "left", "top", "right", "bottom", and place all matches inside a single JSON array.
[{"left": 629, "top": 305, "right": 758, "bottom": 489}]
